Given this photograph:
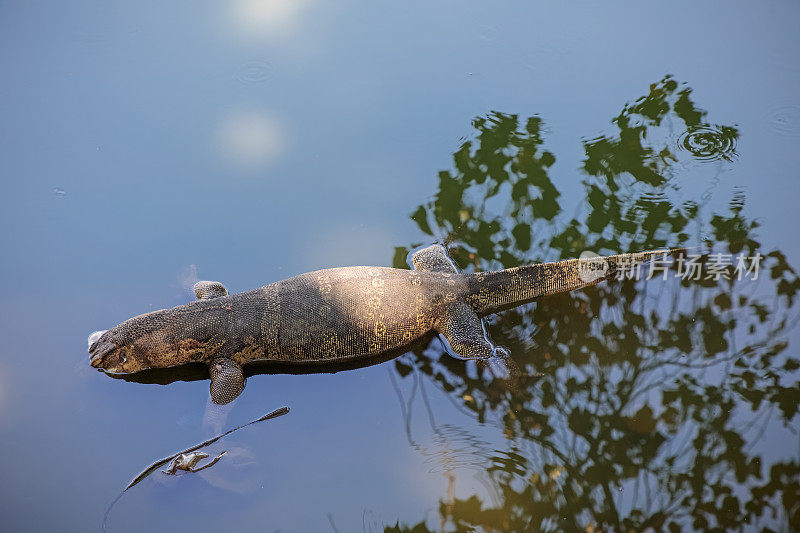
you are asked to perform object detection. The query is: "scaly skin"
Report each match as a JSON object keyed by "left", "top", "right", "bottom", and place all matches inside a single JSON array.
[{"left": 89, "top": 246, "right": 674, "bottom": 404}]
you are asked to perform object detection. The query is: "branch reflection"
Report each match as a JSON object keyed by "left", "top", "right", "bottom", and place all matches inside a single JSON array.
[{"left": 388, "top": 76, "right": 799, "bottom": 532}]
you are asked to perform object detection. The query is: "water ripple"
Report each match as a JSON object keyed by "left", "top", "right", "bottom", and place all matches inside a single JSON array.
[
  {"left": 639, "top": 191, "right": 669, "bottom": 205},
  {"left": 235, "top": 61, "right": 275, "bottom": 84},
  {"left": 676, "top": 125, "right": 737, "bottom": 162},
  {"left": 764, "top": 104, "right": 800, "bottom": 137}
]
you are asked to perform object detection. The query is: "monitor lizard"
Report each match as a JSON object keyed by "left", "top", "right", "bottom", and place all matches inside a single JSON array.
[{"left": 89, "top": 245, "right": 673, "bottom": 404}]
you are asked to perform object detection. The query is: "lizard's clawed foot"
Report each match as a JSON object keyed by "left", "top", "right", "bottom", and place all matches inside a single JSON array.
[
  {"left": 493, "top": 345, "right": 511, "bottom": 359},
  {"left": 483, "top": 354, "right": 513, "bottom": 381}
]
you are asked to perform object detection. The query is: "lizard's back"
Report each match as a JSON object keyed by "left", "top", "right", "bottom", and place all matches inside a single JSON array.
[{"left": 250, "top": 266, "right": 468, "bottom": 364}]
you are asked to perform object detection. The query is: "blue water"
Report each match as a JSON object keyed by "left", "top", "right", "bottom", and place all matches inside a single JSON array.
[{"left": 1, "top": 1, "right": 799, "bottom": 531}]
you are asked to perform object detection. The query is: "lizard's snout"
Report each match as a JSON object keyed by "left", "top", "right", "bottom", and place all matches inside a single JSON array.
[
  {"left": 87, "top": 330, "right": 106, "bottom": 350},
  {"left": 88, "top": 330, "right": 115, "bottom": 368}
]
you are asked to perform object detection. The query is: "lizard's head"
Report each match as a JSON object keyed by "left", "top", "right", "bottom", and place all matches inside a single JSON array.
[
  {"left": 89, "top": 326, "right": 147, "bottom": 374},
  {"left": 89, "top": 307, "right": 214, "bottom": 374}
]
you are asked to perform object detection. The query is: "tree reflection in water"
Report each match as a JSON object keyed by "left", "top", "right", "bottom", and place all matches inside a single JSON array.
[{"left": 387, "top": 77, "right": 800, "bottom": 532}]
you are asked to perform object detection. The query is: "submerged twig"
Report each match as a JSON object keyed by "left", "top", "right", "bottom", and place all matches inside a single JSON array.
[
  {"left": 102, "top": 406, "right": 290, "bottom": 532},
  {"left": 124, "top": 406, "right": 289, "bottom": 491}
]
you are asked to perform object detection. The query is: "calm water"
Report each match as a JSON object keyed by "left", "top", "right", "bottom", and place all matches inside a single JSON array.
[{"left": 2, "top": 1, "right": 800, "bottom": 531}]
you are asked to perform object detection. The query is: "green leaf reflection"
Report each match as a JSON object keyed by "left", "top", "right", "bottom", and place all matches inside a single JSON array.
[{"left": 389, "top": 76, "right": 799, "bottom": 532}]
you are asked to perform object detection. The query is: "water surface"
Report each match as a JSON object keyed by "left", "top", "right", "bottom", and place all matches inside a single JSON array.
[{"left": 1, "top": 1, "right": 799, "bottom": 531}]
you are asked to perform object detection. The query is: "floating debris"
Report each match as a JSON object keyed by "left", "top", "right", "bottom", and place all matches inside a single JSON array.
[{"left": 102, "top": 406, "right": 289, "bottom": 532}]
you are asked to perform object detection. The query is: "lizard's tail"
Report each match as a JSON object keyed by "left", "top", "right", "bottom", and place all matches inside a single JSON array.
[{"left": 466, "top": 248, "right": 685, "bottom": 316}]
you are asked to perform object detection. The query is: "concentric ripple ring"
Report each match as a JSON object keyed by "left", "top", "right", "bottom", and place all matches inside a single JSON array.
[
  {"left": 235, "top": 61, "right": 275, "bottom": 84},
  {"left": 676, "top": 125, "right": 737, "bottom": 162}
]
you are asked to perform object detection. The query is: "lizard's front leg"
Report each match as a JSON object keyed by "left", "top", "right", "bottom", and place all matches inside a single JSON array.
[
  {"left": 194, "top": 280, "right": 228, "bottom": 299},
  {"left": 208, "top": 358, "right": 245, "bottom": 405},
  {"left": 190, "top": 282, "right": 246, "bottom": 405}
]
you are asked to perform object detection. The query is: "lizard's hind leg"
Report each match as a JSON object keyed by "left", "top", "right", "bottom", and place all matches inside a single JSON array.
[
  {"left": 437, "top": 300, "right": 513, "bottom": 379},
  {"left": 414, "top": 245, "right": 516, "bottom": 379}
]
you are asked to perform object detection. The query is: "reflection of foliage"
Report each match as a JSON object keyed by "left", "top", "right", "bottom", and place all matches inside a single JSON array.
[
  {"left": 389, "top": 77, "right": 800, "bottom": 531},
  {"left": 578, "top": 75, "right": 738, "bottom": 252},
  {"left": 395, "top": 112, "right": 561, "bottom": 272}
]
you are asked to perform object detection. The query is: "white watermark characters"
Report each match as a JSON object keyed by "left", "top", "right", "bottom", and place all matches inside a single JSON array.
[
  {"left": 577, "top": 251, "right": 763, "bottom": 282},
  {"left": 577, "top": 251, "right": 609, "bottom": 283}
]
